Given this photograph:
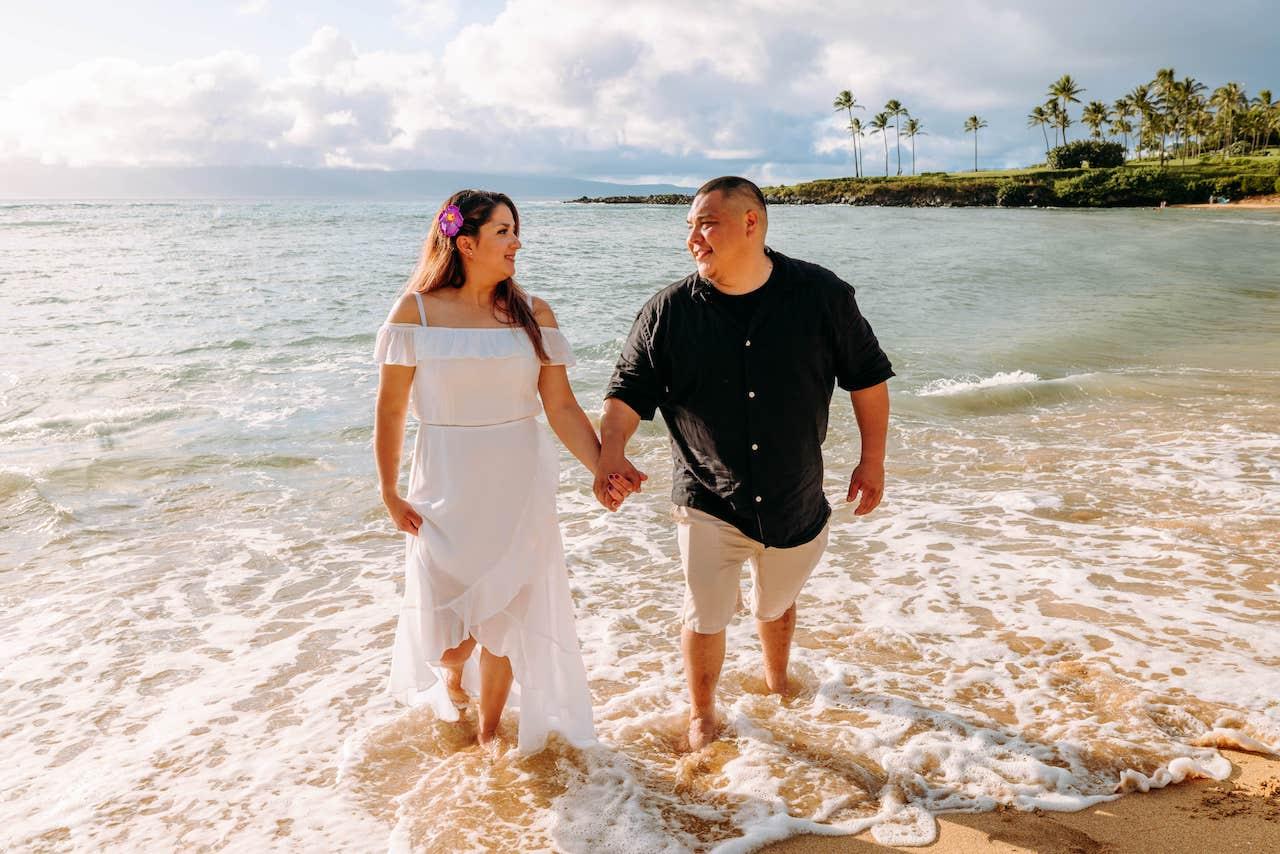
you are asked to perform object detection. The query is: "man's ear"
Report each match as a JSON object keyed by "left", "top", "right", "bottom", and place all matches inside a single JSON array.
[{"left": 744, "top": 209, "right": 760, "bottom": 237}]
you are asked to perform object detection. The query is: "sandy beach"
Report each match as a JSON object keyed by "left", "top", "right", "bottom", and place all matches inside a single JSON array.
[
  {"left": 1175, "top": 194, "right": 1280, "bottom": 209},
  {"left": 765, "top": 750, "right": 1280, "bottom": 853}
]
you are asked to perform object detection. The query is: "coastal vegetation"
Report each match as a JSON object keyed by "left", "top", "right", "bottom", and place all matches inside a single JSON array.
[
  {"left": 758, "top": 156, "right": 1279, "bottom": 208},
  {"left": 572, "top": 68, "right": 1279, "bottom": 208},
  {"left": 569, "top": 155, "right": 1280, "bottom": 208},
  {"left": 827, "top": 69, "right": 1278, "bottom": 177}
]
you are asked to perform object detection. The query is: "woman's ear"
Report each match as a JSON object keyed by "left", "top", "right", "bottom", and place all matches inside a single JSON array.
[{"left": 456, "top": 235, "right": 476, "bottom": 258}]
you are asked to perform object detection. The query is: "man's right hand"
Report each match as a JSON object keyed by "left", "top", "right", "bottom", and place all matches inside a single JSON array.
[{"left": 593, "top": 453, "right": 647, "bottom": 511}]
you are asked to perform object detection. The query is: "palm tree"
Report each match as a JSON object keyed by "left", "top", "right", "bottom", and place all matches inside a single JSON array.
[
  {"left": 1266, "top": 91, "right": 1280, "bottom": 148},
  {"left": 869, "top": 111, "right": 891, "bottom": 176},
  {"left": 833, "top": 90, "right": 865, "bottom": 177},
  {"left": 1113, "top": 96, "right": 1135, "bottom": 155},
  {"left": 1047, "top": 74, "right": 1085, "bottom": 142},
  {"left": 1212, "top": 82, "right": 1247, "bottom": 156},
  {"left": 1153, "top": 68, "right": 1177, "bottom": 160},
  {"left": 1028, "top": 105, "right": 1052, "bottom": 157},
  {"left": 963, "top": 115, "right": 988, "bottom": 172},
  {"left": 1082, "top": 101, "right": 1110, "bottom": 139},
  {"left": 884, "top": 99, "right": 908, "bottom": 175},
  {"left": 1049, "top": 100, "right": 1072, "bottom": 148},
  {"left": 1141, "top": 111, "right": 1169, "bottom": 163},
  {"left": 848, "top": 116, "right": 865, "bottom": 178},
  {"left": 1187, "top": 106, "right": 1212, "bottom": 159},
  {"left": 1249, "top": 89, "right": 1275, "bottom": 152},
  {"left": 1172, "top": 77, "right": 1206, "bottom": 162},
  {"left": 1110, "top": 116, "right": 1134, "bottom": 152},
  {"left": 902, "top": 117, "right": 925, "bottom": 175},
  {"left": 1127, "top": 84, "right": 1154, "bottom": 159}
]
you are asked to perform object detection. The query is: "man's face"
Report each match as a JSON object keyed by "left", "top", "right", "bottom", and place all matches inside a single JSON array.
[{"left": 686, "top": 190, "right": 758, "bottom": 282}]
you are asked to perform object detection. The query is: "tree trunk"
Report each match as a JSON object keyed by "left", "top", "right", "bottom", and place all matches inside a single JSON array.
[{"left": 895, "top": 116, "right": 902, "bottom": 176}]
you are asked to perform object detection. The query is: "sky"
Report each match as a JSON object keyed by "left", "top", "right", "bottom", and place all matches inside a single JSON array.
[{"left": 1, "top": 0, "right": 1278, "bottom": 185}]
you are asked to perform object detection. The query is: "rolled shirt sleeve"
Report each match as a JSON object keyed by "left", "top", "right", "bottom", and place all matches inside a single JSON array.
[
  {"left": 604, "top": 303, "right": 661, "bottom": 420},
  {"left": 832, "top": 281, "right": 894, "bottom": 392}
]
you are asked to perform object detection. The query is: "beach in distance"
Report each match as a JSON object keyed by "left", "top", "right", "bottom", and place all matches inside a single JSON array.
[{"left": 2, "top": 199, "right": 1278, "bottom": 850}]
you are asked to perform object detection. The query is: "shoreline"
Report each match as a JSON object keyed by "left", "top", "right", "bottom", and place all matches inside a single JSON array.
[
  {"left": 568, "top": 164, "right": 1280, "bottom": 208},
  {"left": 764, "top": 749, "right": 1280, "bottom": 853},
  {"left": 566, "top": 194, "right": 1280, "bottom": 209},
  {"left": 1173, "top": 194, "right": 1280, "bottom": 209}
]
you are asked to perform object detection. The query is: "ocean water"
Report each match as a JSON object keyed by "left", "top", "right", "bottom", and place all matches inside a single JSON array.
[{"left": 1, "top": 199, "right": 1278, "bottom": 851}]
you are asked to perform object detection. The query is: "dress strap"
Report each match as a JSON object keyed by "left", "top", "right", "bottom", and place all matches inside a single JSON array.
[{"left": 412, "top": 292, "right": 427, "bottom": 326}]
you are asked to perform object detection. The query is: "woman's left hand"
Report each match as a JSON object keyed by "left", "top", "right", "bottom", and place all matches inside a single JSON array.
[{"left": 383, "top": 493, "right": 423, "bottom": 536}]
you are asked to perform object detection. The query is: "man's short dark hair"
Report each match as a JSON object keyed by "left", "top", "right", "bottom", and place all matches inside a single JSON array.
[{"left": 695, "top": 176, "right": 767, "bottom": 212}]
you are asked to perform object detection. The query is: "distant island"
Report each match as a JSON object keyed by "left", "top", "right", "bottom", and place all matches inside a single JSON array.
[{"left": 0, "top": 165, "right": 695, "bottom": 201}]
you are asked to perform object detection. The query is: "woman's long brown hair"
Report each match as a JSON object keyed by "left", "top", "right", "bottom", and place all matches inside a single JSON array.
[{"left": 406, "top": 189, "right": 548, "bottom": 362}]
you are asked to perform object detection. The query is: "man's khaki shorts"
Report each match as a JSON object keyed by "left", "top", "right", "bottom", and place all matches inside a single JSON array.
[{"left": 674, "top": 505, "right": 829, "bottom": 634}]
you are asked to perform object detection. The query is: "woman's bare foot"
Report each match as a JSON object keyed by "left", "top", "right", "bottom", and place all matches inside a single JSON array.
[
  {"left": 687, "top": 712, "right": 720, "bottom": 751},
  {"left": 477, "top": 723, "right": 506, "bottom": 752},
  {"left": 445, "top": 666, "right": 469, "bottom": 709}
]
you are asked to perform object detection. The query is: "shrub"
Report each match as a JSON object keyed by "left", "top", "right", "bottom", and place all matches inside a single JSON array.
[
  {"left": 996, "top": 180, "right": 1054, "bottom": 207},
  {"left": 1227, "top": 141, "right": 1251, "bottom": 156},
  {"left": 1053, "top": 167, "right": 1213, "bottom": 206},
  {"left": 1276, "top": 176, "right": 1280, "bottom": 194},
  {"left": 1047, "top": 140, "right": 1126, "bottom": 169},
  {"left": 1239, "top": 175, "right": 1275, "bottom": 195},
  {"left": 1213, "top": 176, "right": 1244, "bottom": 196}
]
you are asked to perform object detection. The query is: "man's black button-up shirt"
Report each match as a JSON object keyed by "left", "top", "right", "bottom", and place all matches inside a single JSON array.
[{"left": 605, "top": 249, "right": 894, "bottom": 548}]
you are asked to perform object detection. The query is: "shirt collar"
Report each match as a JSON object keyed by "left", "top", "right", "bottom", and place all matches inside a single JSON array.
[{"left": 690, "top": 247, "right": 785, "bottom": 302}]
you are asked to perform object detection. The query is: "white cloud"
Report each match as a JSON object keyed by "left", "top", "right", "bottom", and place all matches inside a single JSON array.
[
  {"left": 235, "top": 0, "right": 269, "bottom": 16},
  {"left": 1, "top": 1, "right": 1271, "bottom": 178},
  {"left": 395, "top": 0, "right": 459, "bottom": 38}
]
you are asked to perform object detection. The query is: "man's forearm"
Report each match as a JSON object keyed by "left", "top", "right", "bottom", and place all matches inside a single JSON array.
[
  {"left": 850, "top": 382, "right": 889, "bottom": 463},
  {"left": 600, "top": 397, "right": 641, "bottom": 458}
]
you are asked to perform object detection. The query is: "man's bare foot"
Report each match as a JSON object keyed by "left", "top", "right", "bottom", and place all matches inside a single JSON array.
[
  {"left": 763, "top": 670, "right": 789, "bottom": 696},
  {"left": 687, "top": 712, "right": 720, "bottom": 751}
]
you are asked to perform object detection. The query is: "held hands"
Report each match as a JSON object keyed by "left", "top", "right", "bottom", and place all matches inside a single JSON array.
[
  {"left": 846, "top": 459, "right": 885, "bottom": 516},
  {"left": 383, "top": 492, "right": 423, "bottom": 536},
  {"left": 593, "top": 453, "right": 648, "bottom": 512}
]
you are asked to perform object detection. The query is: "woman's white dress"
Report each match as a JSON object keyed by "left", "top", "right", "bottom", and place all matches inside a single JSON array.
[{"left": 374, "top": 293, "right": 595, "bottom": 754}]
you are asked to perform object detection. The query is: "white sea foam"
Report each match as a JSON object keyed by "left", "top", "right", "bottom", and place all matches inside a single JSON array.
[{"left": 917, "top": 370, "right": 1042, "bottom": 396}]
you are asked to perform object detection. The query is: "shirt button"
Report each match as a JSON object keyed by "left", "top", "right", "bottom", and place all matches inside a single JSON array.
[
  {"left": 755, "top": 496, "right": 763, "bottom": 503},
  {"left": 745, "top": 339, "right": 752, "bottom": 347},
  {"left": 748, "top": 391, "right": 755, "bottom": 399},
  {"left": 751, "top": 443, "right": 759, "bottom": 451}
]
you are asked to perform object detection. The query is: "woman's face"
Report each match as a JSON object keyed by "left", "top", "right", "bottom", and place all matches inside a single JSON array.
[{"left": 464, "top": 203, "right": 520, "bottom": 281}]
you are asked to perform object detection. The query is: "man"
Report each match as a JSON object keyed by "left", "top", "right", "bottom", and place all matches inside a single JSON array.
[{"left": 595, "top": 176, "right": 893, "bottom": 750}]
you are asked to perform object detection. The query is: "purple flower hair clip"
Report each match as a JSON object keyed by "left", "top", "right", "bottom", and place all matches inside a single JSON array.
[{"left": 437, "top": 204, "right": 463, "bottom": 238}]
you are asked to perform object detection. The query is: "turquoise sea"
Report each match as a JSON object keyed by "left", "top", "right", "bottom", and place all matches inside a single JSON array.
[{"left": 1, "top": 200, "right": 1278, "bottom": 850}]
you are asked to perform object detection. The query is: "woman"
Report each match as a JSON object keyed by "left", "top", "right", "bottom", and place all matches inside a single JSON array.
[{"left": 373, "top": 190, "right": 628, "bottom": 753}]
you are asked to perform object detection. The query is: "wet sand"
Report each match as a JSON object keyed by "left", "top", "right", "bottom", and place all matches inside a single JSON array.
[
  {"left": 765, "top": 750, "right": 1280, "bottom": 853},
  {"left": 1175, "top": 194, "right": 1280, "bottom": 209}
]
